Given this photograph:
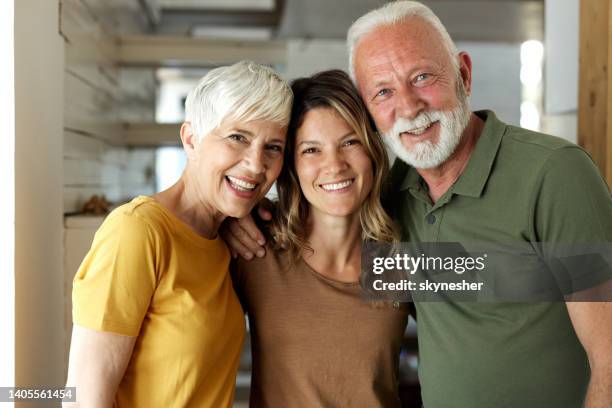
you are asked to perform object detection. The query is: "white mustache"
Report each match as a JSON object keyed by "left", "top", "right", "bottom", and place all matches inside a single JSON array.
[{"left": 390, "top": 111, "right": 444, "bottom": 135}]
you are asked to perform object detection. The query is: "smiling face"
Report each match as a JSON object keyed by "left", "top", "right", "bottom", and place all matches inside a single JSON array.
[
  {"left": 353, "top": 18, "right": 472, "bottom": 169},
  {"left": 294, "top": 108, "right": 373, "bottom": 218},
  {"left": 186, "top": 118, "right": 286, "bottom": 219}
]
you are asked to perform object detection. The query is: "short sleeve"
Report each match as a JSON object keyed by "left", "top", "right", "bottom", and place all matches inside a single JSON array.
[
  {"left": 531, "top": 147, "right": 612, "bottom": 295},
  {"left": 72, "top": 211, "right": 159, "bottom": 336}
]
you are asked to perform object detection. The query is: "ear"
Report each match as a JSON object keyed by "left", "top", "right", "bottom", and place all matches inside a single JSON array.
[
  {"left": 180, "top": 122, "right": 198, "bottom": 160},
  {"left": 457, "top": 51, "right": 473, "bottom": 96}
]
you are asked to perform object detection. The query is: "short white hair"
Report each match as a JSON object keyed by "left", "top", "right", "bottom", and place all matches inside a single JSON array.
[
  {"left": 347, "top": 1, "right": 459, "bottom": 81},
  {"left": 185, "top": 61, "right": 293, "bottom": 142}
]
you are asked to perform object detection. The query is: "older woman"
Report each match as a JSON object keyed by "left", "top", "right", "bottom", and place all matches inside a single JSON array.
[
  {"left": 65, "top": 61, "right": 292, "bottom": 407},
  {"left": 231, "top": 70, "right": 410, "bottom": 407}
]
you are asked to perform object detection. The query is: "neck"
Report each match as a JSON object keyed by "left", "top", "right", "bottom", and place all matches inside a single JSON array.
[
  {"left": 153, "top": 170, "right": 225, "bottom": 239},
  {"left": 417, "top": 113, "right": 484, "bottom": 203},
  {"left": 303, "top": 210, "right": 363, "bottom": 283}
]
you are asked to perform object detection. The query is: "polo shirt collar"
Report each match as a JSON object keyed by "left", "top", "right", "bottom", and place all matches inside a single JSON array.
[
  {"left": 452, "top": 110, "right": 505, "bottom": 197},
  {"left": 398, "top": 110, "right": 506, "bottom": 198}
]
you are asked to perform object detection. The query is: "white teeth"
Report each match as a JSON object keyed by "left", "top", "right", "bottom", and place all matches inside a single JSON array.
[
  {"left": 227, "top": 176, "right": 257, "bottom": 191},
  {"left": 321, "top": 179, "right": 353, "bottom": 191},
  {"left": 403, "top": 122, "right": 434, "bottom": 136}
]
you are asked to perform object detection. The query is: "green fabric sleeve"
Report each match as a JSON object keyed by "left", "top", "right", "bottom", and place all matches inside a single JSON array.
[{"left": 531, "top": 146, "right": 612, "bottom": 295}]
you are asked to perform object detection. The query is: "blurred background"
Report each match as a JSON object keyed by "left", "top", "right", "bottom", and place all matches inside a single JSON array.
[{"left": 3, "top": 0, "right": 610, "bottom": 407}]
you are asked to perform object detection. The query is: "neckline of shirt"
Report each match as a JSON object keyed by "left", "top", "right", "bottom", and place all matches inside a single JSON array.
[{"left": 135, "top": 195, "right": 225, "bottom": 249}]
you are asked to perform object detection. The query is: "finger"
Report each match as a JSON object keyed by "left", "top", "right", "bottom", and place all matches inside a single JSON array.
[
  {"left": 238, "top": 216, "right": 266, "bottom": 246},
  {"left": 229, "top": 219, "right": 265, "bottom": 255},
  {"left": 223, "top": 233, "right": 254, "bottom": 260}
]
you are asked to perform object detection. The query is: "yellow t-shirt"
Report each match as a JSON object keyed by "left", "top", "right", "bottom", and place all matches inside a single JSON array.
[{"left": 72, "top": 196, "right": 245, "bottom": 407}]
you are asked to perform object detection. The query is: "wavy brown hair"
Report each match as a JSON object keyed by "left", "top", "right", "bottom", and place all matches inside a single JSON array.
[{"left": 270, "top": 69, "right": 398, "bottom": 261}]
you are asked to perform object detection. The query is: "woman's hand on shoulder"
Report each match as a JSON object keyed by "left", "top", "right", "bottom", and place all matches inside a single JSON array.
[{"left": 220, "top": 199, "right": 275, "bottom": 260}]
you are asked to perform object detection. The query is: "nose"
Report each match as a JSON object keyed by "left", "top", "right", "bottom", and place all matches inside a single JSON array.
[
  {"left": 323, "top": 149, "right": 348, "bottom": 175},
  {"left": 396, "top": 86, "right": 425, "bottom": 120},
  {"left": 242, "top": 145, "right": 266, "bottom": 175}
]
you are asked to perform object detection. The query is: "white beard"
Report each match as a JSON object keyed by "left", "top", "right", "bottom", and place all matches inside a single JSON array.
[{"left": 383, "top": 90, "right": 472, "bottom": 169}]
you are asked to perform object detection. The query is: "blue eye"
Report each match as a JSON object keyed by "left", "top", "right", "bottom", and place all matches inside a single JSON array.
[
  {"left": 414, "top": 73, "right": 431, "bottom": 83},
  {"left": 228, "top": 133, "right": 247, "bottom": 142},
  {"left": 376, "top": 89, "right": 390, "bottom": 98}
]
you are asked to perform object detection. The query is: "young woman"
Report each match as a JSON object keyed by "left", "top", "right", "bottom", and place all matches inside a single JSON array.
[
  {"left": 232, "top": 70, "right": 409, "bottom": 407},
  {"left": 65, "top": 61, "right": 292, "bottom": 407}
]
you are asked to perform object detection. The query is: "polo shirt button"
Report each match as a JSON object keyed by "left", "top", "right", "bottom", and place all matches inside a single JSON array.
[{"left": 426, "top": 214, "right": 436, "bottom": 224}]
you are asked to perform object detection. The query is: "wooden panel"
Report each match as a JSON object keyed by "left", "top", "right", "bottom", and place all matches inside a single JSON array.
[
  {"left": 117, "top": 68, "right": 156, "bottom": 122},
  {"left": 64, "top": 70, "right": 123, "bottom": 143},
  {"left": 608, "top": 1, "right": 612, "bottom": 188},
  {"left": 124, "top": 123, "right": 182, "bottom": 146},
  {"left": 117, "top": 35, "right": 287, "bottom": 67},
  {"left": 63, "top": 131, "right": 156, "bottom": 213},
  {"left": 82, "top": 0, "right": 149, "bottom": 35},
  {"left": 63, "top": 157, "right": 122, "bottom": 186},
  {"left": 61, "top": 0, "right": 158, "bottom": 215},
  {"left": 578, "top": 0, "right": 612, "bottom": 188},
  {"left": 64, "top": 130, "right": 108, "bottom": 160}
]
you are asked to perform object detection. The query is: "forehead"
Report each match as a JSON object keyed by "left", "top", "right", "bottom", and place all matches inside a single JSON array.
[
  {"left": 296, "top": 108, "right": 354, "bottom": 141},
  {"left": 219, "top": 117, "right": 285, "bottom": 135},
  {"left": 354, "top": 18, "right": 451, "bottom": 82}
]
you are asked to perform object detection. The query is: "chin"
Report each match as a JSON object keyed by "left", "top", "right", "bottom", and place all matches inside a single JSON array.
[
  {"left": 323, "top": 205, "right": 360, "bottom": 217},
  {"left": 220, "top": 202, "right": 256, "bottom": 219}
]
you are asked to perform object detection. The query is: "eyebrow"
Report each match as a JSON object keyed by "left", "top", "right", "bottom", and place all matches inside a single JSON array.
[
  {"left": 372, "top": 78, "right": 392, "bottom": 89},
  {"left": 297, "top": 140, "right": 320, "bottom": 147},
  {"left": 232, "top": 128, "right": 254, "bottom": 136},
  {"left": 298, "top": 131, "right": 357, "bottom": 147},
  {"left": 232, "top": 129, "right": 285, "bottom": 144}
]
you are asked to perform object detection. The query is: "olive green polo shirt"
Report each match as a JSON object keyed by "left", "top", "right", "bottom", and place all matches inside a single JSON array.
[{"left": 387, "top": 110, "right": 612, "bottom": 408}]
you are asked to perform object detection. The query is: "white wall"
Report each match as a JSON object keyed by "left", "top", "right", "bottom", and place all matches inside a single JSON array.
[
  {"left": 285, "top": 39, "right": 348, "bottom": 81},
  {"left": 15, "top": 0, "right": 66, "bottom": 394},
  {"left": 542, "top": 0, "right": 579, "bottom": 143},
  {"left": 0, "top": 0, "right": 15, "bottom": 393},
  {"left": 459, "top": 42, "right": 521, "bottom": 126},
  {"left": 545, "top": 0, "right": 579, "bottom": 114}
]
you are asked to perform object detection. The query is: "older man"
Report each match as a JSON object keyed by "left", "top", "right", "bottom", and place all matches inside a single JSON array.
[
  {"left": 346, "top": 2, "right": 611, "bottom": 407},
  {"left": 224, "top": 1, "right": 612, "bottom": 407}
]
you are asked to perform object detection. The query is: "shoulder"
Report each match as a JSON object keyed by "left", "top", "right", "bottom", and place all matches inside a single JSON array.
[
  {"left": 496, "top": 125, "right": 601, "bottom": 184},
  {"left": 502, "top": 125, "right": 583, "bottom": 159},
  {"left": 101, "top": 196, "right": 170, "bottom": 240},
  {"left": 236, "top": 245, "right": 290, "bottom": 275}
]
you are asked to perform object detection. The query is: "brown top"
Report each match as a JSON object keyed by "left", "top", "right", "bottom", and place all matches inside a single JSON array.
[{"left": 233, "top": 249, "right": 409, "bottom": 408}]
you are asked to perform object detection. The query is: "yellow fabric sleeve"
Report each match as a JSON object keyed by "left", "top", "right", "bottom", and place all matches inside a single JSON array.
[{"left": 72, "top": 211, "right": 158, "bottom": 336}]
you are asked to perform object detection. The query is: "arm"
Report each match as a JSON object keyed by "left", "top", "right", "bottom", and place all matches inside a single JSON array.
[
  {"left": 67, "top": 210, "right": 159, "bottom": 406},
  {"left": 532, "top": 147, "right": 612, "bottom": 406},
  {"left": 565, "top": 300, "right": 612, "bottom": 408},
  {"left": 64, "top": 325, "right": 136, "bottom": 408}
]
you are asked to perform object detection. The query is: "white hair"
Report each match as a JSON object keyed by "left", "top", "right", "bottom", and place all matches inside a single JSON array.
[
  {"left": 347, "top": 1, "right": 459, "bottom": 81},
  {"left": 185, "top": 60, "right": 293, "bottom": 142}
]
